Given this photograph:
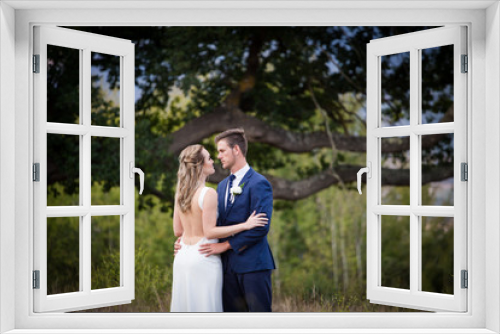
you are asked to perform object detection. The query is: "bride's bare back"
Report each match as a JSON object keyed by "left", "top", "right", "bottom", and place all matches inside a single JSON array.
[{"left": 177, "top": 187, "right": 206, "bottom": 245}]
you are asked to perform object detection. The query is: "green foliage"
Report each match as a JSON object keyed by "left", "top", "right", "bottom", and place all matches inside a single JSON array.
[
  {"left": 91, "top": 215, "right": 121, "bottom": 290},
  {"left": 421, "top": 216, "right": 454, "bottom": 295},
  {"left": 270, "top": 186, "right": 366, "bottom": 300},
  {"left": 47, "top": 216, "right": 79, "bottom": 295},
  {"left": 381, "top": 215, "right": 411, "bottom": 289}
]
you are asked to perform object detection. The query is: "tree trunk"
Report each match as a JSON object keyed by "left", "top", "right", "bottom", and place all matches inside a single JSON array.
[
  {"left": 354, "top": 200, "right": 364, "bottom": 288},
  {"left": 330, "top": 191, "right": 339, "bottom": 290},
  {"left": 339, "top": 199, "right": 349, "bottom": 293},
  {"left": 270, "top": 221, "right": 281, "bottom": 298}
]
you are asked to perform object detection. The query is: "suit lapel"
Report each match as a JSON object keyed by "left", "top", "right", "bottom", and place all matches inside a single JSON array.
[{"left": 223, "top": 167, "right": 255, "bottom": 220}]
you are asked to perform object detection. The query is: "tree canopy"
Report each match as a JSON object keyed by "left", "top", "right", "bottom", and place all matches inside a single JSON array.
[{"left": 47, "top": 26, "right": 453, "bottom": 209}]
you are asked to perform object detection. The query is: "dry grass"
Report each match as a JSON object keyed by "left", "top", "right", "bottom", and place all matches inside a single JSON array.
[
  {"left": 271, "top": 295, "right": 420, "bottom": 312},
  {"left": 78, "top": 292, "right": 420, "bottom": 313}
]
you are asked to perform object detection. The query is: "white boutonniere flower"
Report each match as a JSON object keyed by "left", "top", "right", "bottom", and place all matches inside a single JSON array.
[{"left": 230, "top": 183, "right": 245, "bottom": 196}]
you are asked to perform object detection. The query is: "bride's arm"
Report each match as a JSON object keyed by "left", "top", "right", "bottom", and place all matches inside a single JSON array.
[
  {"left": 173, "top": 201, "right": 183, "bottom": 238},
  {"left": 202, "top": 188, "right": 267, "bottom": 239}
]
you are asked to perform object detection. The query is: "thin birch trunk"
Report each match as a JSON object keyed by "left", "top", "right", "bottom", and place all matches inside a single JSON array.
[
  {"left": 270, "top": 221, "right": 281, "bottom": 298},
  {"left": 339, "top": 192, "right": 349, "bottom": 293},
  {"left": 330, "top": 191, "right": 339, "bottom": 290},
  {"left": 340, "top": 226, "right": 349, "bottom": 292},
  {"left": 345, "top": 190, "right": 362, "bottom": 288},
  {"left": 355, "top": 214, "right": 363, "bottom": 287}
]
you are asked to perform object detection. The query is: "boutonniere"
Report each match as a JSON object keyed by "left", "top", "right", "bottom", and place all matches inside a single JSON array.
[{"left": 230, "top": 183, "right": 245, "bottom": 196}]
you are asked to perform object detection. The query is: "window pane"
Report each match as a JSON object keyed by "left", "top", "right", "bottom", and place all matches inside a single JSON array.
[
  {"left": 421, "top": 216, "right": 454, "bottom": 294},
  {"left": 421, "top": 45, "right": 454, "bottom": 124},
  {"left": 421, "top": 133, "right": 454, "bottom": 206},
  {"left": 47, "top": 217, "right": 80, "bottom": 295},
  {"left": 91, "top": 52, "right": 121, "bottom": 127},
  {"left": 91, "top": 215, "right": 121, "bottom": 290},
  {"left": 47, "top": 45, "right": 80, "bottom": 124},
  {"left": 91, "top": 137, "right": 121, "bottom": 205},
  {"left": 47, "top": 134, "right": 80, "bottom": 206},
  {"left": 381, "top": 137, "right": 410, "bottom": 205},
  {"left": 381, "top": 52, "right": 410, "bottom": 127},
  {"left": 381, "top": 215, "right": 410, "bottom": 290}
]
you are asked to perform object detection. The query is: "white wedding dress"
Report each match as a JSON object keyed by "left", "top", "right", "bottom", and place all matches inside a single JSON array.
[{"left": 170, "top": 187, "right": 223, "bottom": 312}]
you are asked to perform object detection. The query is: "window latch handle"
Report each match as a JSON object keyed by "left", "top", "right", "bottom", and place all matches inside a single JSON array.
[
  {"left": 129, "top": 162, "right": 144, "bottom": 195},
  {"left": 357, "top": 162, "right": 371, "bottom": 195}
]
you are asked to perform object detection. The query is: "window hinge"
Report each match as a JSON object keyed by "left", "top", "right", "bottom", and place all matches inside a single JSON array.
[
  {"left": 461, "top": 162, "right": 468, "bottom": 181},
  {"left": 461, "top": 270, "right": 468, "bottom": 289},
  {"left": 33, "top": 54, "right": 40, "bottom": 73},
  {"left": 33, "top": 270, "right": 40, "bottom": 289},
  {"left": 461, "top": 54, "right": 468, "bottom": 73},
  {"left": 33, "top": 163, "right": 40, "bottom": 182}
]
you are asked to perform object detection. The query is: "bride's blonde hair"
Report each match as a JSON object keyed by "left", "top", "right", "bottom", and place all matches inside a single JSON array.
[{"left": 175, "top": 144, "right": 205, "bottom": 213}]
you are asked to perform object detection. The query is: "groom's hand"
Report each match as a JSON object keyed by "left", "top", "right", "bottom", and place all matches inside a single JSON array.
[
  {"left": 173, "top": 237, "right": 181, "bottom": 256},
  {"left": 199, "top": 241, "right": 231, "bottom": 257}
]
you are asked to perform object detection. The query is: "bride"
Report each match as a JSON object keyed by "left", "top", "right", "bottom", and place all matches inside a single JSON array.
[{"left": 170, "top": 144, "right": 268, "bottom": 312}]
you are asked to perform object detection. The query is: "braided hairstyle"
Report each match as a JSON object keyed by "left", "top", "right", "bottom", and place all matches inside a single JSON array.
[{"left": 175, "top": 144, "right": 205, "bottom": 213}]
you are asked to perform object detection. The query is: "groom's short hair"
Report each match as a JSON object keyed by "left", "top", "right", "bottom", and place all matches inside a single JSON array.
[{"left": 215, "top": 128, "right": 248, "bottom": 156}]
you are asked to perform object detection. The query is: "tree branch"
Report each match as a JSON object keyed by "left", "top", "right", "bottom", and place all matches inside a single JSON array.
[
  {"left": 168, "top": 104, "right": 454, "bottom": 156},
  {"left": 206, "top": 163, "right": 452, "bottom": 201},
  {"left": 320, "top": 46, "right": 364, "bottom": 93},
  {"left": 167, "top": 108, "right": 367, "bottom": 155}
]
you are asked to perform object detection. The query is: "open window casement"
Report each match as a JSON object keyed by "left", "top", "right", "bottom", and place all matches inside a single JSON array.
[
  {"left": 361, "top": 26, "right": 467, "bottom": 312},
  {"left": 33, "top": 26, "right": 141, "bottom": 312}
]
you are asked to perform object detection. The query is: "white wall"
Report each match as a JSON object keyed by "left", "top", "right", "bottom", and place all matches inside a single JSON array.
[
  {"left": 486, "top": 2, "right": 500, "bottom": 333},
  {"left": 0, "top": 1, "right": 16, "bottom": 333},
  {"left": 3, "top": 4, "right": 495, "bottom": 332}
]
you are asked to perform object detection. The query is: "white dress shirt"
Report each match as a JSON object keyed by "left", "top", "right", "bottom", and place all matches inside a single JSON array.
[{"left": 225, "top": 163, "right": 250, "bottom": 209}]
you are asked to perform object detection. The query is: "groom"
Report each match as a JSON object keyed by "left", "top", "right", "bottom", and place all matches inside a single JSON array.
[{"left": 198, "top": 128, "right": 276, "bottom": 312}]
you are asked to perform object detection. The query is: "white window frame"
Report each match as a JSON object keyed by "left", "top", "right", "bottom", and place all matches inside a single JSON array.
[
  {"left": 1, "top": 1, "right": 498, "bottom": 333},
  {"left": 365, "top": 26, "right": 468, "bottom": 312},
  {"left": 33, "top": 26, "right": 136, "bottom": 313}
]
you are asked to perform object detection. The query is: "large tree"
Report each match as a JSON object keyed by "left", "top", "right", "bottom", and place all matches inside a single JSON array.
[{"left": 47, "top": 26, "right": 453, "bottom": 208}]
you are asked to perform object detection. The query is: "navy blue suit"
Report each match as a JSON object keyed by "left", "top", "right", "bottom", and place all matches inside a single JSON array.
[{"left": 217, "top": 167, "right": 276, "bottom": 312}]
